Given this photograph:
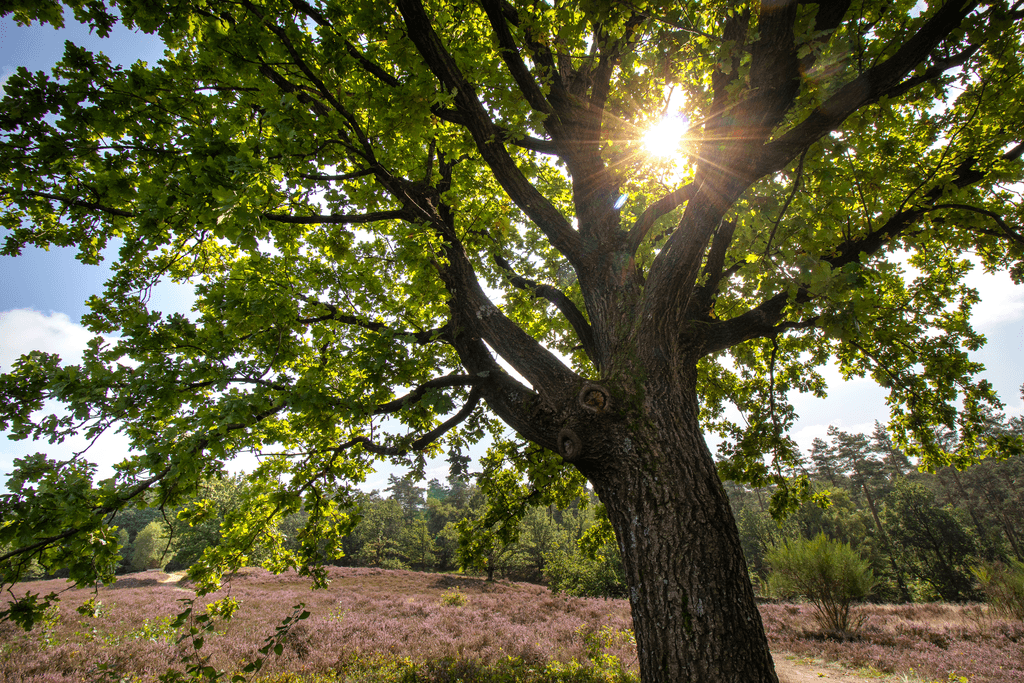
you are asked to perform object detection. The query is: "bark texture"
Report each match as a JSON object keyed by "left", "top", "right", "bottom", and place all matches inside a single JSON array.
[{"left": 557, "top": 370, "right": 778, "bottom": 683}]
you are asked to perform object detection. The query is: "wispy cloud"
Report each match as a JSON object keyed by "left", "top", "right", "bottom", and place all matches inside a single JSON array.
[{"left": 0, "top": 308, "right": 101, "bottom": 372}]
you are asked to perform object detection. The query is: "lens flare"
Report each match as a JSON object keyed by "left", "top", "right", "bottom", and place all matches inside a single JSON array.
[{"left": 642, "top": 115, "right": 687, "bottom": 159}]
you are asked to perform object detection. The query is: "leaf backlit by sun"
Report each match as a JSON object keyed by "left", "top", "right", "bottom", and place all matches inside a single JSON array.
[{"left": 642, "top": 115, "right": 687, "bottom": 159}]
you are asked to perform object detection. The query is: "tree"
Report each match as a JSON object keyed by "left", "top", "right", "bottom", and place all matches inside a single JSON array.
[
  {"left": 342, "top": 492, "right": 408, "bottom": 568},
  {"left": 883, "top": 478, "right": 979, "bottom": 601},
  {"left": 827, "top": 426, "right": 910, "bottom": 601},
  {"left": 386, "top": 474, "right": 427, "bottom": 520},
  {"left": 766, "top": 533, "right": 875, "bottom": 635},
  {"left": 129, "top": 520, "right": 170, "bottom": 571},
  {"left": 1, "top": 1, "right": 1023, "bottom": 681}
]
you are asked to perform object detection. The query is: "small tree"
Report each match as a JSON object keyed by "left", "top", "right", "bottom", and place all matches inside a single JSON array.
[
  {"left": 766, "top": 533, "right": 874, "bottom": 635},
  {"left": 130, "top": 521, "right": 169, "bottom": 572}
]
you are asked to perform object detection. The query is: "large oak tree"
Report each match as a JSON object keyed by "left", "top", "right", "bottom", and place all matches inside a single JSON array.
[{"left": 2, "top": 1, "right": 1023, "bottom": 681}]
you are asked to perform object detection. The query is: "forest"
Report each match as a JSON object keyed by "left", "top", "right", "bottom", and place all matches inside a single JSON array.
[{"left": 82, "top": 397, "right": 1024, "bottom": 610}]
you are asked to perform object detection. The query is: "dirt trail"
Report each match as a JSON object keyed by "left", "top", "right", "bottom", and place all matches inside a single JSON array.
[
  {"left": 774, "top": 653, "right": 888, "bottom": 683},
  {"left": 158, "top": 571, "right": 186, "bottom": 583}
]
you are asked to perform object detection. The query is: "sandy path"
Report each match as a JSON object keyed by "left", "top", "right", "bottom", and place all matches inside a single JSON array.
[{"left": 775, "top": 653, "right": 888, "bottom": 683}]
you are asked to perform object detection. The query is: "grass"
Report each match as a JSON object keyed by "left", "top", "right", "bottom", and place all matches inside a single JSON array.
[{"left": 1, "top": 568, "right": 1022, "bottom": 682}]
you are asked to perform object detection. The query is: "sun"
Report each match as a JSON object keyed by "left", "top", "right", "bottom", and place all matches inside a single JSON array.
[{"left": 642, "top": 114, "right": 688, "bottom": 160}]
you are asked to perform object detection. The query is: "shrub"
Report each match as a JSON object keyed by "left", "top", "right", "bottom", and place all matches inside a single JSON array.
[
  {"left": 766, "top": 533, "right": 874, "bottom": 635},
  {"left": 130, "top": 521, "right": 169, "bottom": 572},
  {"left": 438, "top": 588, "right": 468, "bottom": 607},
  {"left": 974, "top": 560, "right": 1024, "bottom": 620},
  {"left": 543, "top": 541, "right": 627, "bottom": 599}
]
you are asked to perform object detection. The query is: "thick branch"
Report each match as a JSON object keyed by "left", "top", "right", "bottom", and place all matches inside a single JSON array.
[
  {"left": 479, "top": 0, "right": 553, "bottom": 116},
  {"left": 689, "top": 219, "right": 737, "bottom": 318},
  {"left": 626, "top": 183, "right": 694, "bottom": 254},
  {"left": 334, "top": 36, "right": 558, "bottom": 154},
  {"left": 757, "top": 2, "right": 981, "bottom": 175},
  {"left": 393, "top": 0, "right": 583, "bottom": 266},
  {"left": 642, "top": 0, "right": 983, "bottom": 349},
  {"left": 436, "top": 221, "right": 579, "bottom": 398},
  {"left": 492, "top": 253, "right": 598, "bottom": 361},
  {"left": 701, "top": 141, "right": 1017, "bottom": 353}
]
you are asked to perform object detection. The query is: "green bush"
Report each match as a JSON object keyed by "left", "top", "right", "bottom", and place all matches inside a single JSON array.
[
  {"left": 766, "top": 533, "right": 874, "bottom": 635},
  {"left": 543, "top": 541, "right": 627, "bottom": 599},
  {"left": 130, "top": 521, "right": 169, "bottom": 572},
  {"left": 973, "top": 560, "right": 1024, "bottom": 620},
  {"left": 438, "top": 588, "right": 468, "bottom": 607}
]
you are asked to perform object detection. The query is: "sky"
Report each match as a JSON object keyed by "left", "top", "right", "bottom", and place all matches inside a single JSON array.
[{"left": 1, "top": 10, "right": 1023, "bottom": 492}]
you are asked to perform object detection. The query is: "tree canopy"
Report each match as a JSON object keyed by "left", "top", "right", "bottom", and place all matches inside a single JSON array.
[{"left": 2, "top": 1, "right": 1024, "bottom": 681}]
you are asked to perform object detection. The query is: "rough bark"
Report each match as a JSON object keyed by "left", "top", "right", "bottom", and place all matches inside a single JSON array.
[{"left": 553, "top": 366, "right": 778, "bottom": 683}]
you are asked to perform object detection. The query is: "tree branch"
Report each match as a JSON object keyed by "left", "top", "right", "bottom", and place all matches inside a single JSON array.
[
  {"left": 479, "top": 0, "right": 553, "bottom": 117},
  {"left": 330, "top": 387, "right": 482, "bottom": 457},
  {"left": 263, "top": 209, "right": 413, "bottom": 225},
  {"left": 929, "top": 203, "right": 1024, "bottom": 248},
  {"left": 294, "top": 295, "right": 452, "bottom": 345},
  {"left": 0, "top": 466, "right": 172, "bottom": 565},
  {"left": 492, "top": 253, "right": 598, "bottom": 361},
  {"left": 699, "top": 139, "right": 1020, "bottom": 353},
  {"left": 626, "top": 183, "right": 694, "bottom": 254},
  {"left": 393, "top": 0, "right": 584, "bottom": 266},
  {"left": 6, "top": 190, "right": 137, "bottom": 218},
  {"left": 372, "top": 374, "right": 483, "bottom": 415},
  {"left": 757, "top": 2, "right": 981, "bottom": 176}
]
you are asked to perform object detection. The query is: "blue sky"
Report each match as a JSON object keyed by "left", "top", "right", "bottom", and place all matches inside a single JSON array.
[{"left": 1, "top": 10, "right": 1023, "bottom": 489}]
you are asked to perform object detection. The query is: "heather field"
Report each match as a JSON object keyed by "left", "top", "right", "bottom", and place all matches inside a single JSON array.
[{"left": 1, "top": 568, "right": 1022, "bottom": 683}]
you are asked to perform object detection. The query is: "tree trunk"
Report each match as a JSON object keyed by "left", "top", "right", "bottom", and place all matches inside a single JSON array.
[
  {"left": 566, "top": 371, "right": 778, "bottom": 683},
  {"left": 857, "top": 477, "right": 911, "bottom": 602}
]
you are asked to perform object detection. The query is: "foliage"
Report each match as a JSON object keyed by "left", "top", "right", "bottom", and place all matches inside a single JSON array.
[
  {"left": 438, "top": 587, "right": 468, "bottom": 607},
  {"left": 766, "top": 533, "right": 875, "bottom": 635},
  {"left": 973, "top": 560, "right": 1024, "bottom": 621},
  {"left": 130, "top": 520, "right": 170, "bottom": 572},
  {"left": 543, "top": 514, "right": 626, "bottom": 600},
  {"left": 883, "top": 479, "right": 980, "bottom": 602},
  {"left": 725, "top": 415, "right": 1024, "bottom": 607}
]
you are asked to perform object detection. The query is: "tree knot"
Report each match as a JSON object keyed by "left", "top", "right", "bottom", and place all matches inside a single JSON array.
[
  {"left": 558, "top": 428, "right": 582, "bottom": 462},
  {"left": 579, "top": 383, "right": 611, "bottom": 414}
]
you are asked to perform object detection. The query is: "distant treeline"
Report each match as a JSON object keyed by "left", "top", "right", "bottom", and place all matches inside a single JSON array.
[
  {"left": 99, "top": 470, "right": 625, "bottom": 599},
  {"left": 729, "top": 412, "right": 1024, "bottom": 603},
  {"left": 42, "top": 401, "right": 1024, "bottom": 604}
]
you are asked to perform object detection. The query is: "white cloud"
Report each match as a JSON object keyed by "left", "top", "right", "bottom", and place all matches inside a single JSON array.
[
  {"left": 0, "top": 309, "right": 130, "bottom": 483},
  {"left": 965, "top": 258, "right": 1024, "bottom": 329},
  {"left": 0, "top": 308, "right": 102, "bottom": 372}
]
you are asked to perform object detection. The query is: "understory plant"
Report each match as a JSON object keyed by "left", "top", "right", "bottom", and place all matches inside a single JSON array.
[
  {"left": 973, "top": 560, "right": 1024, "bottom": 621},
  {"left": 766, "top": 533, "right": 875, "bottom": 635}
]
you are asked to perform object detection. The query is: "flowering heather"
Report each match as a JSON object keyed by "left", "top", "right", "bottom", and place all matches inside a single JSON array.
[
  {"left": 761, "top": 601, "right": 1024, "bottom": 683},
  {"left": 4, "top": 569, "right": 1024, "bottom": 682},
  {"left": 0, "top": 567, "right": 636, "bottom": 682}
]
